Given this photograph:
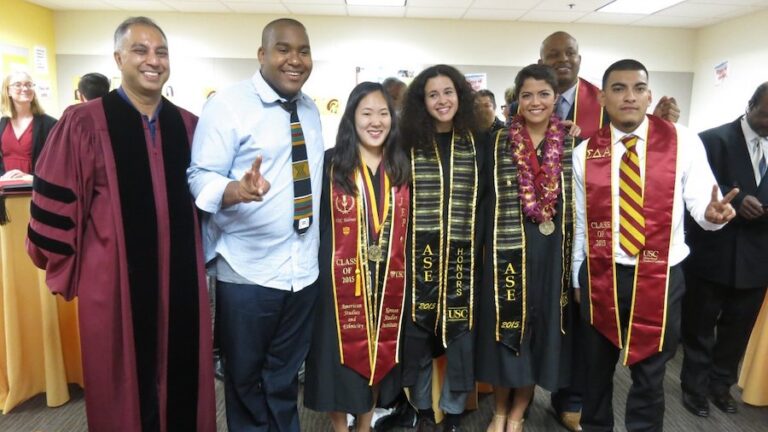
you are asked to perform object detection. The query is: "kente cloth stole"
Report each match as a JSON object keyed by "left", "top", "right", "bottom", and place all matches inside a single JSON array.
[
  {"left": 492, "top": 130, "right": 574, "bottom": 353},
  {"left": 281, "top": 100, "right": 313, "bottom": 235},
  {"left": 584, "top": 116, "right": 677, "bottom": 365},
  {"left": 411, "top": 131, "right": 478, "bottom": 347},
  {"left": 330, "top": 167, "right": 409, "bottom": 385},
  {"left": 574, "top": 78, "right": 604, "bottom": 139}
]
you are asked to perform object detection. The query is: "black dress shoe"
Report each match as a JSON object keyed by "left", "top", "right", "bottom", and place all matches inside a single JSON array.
[
  {"left": 682, "top": 392, "right": 709, "bottom": 417},
  {"left": 414, "top": 417, "right": 439, "bottom": 432},
  {"left": 710, "top": 392, "right": 738, "bottom": 414}
]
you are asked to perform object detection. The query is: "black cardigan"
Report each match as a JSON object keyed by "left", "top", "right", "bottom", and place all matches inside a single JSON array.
[{"left": 0, "top": 113, "right": 58, "bottom": 175}]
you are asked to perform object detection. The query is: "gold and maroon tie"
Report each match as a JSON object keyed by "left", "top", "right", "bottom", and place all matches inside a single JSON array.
[{"left": 618, "top": 135, "right": 645, "bottom": 256}]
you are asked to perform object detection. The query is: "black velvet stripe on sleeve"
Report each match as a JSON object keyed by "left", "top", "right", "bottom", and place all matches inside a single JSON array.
[
  {"left": 158, "top": 99, "right": 200, "bottom": 432},
  {"left": 27, "top": 225, "right": 74, "bottom": 255},
  {"left": 101, "top": 91, "right": 161, "bottom": 432},
  {"left": 33, "top": 176, "right": 77, "bottom": 204},
  {"left": 30, "top": 200, "right": 75, "bottom": 230}
]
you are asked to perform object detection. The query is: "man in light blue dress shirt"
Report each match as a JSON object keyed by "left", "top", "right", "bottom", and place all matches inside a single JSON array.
[{"left": 187, "top": 18, "right": 323, "bottom": 432}]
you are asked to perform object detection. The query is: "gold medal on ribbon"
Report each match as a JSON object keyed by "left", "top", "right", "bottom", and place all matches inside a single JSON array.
[
  {"left": 368, "top": 244, "right": 384, "bottom": 262},
  {"left": 539, "top": 220, "right": 555, "bottom": 236}
]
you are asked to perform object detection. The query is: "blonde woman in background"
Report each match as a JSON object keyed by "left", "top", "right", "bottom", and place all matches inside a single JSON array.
[{"left": 0, "top": 71, "right": 56, "bottom": 180}]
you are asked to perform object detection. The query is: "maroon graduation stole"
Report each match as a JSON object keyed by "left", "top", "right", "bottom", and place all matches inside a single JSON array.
[
  {"left": 584, "top": 115, "right": 677, "bottom": 365},
  {"left": 330, "top": 168, "right": 410, "bottom": 384},
  {"left": 574, "top": 78, "right": 604, "bottom": 139}
]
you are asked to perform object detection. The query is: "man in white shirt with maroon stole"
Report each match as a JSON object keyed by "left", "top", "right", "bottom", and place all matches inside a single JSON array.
[{"left": 571, "top": 59, "right": 737, "bottom": 432}]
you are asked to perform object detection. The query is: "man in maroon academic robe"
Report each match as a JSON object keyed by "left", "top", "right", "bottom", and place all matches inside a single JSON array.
[{"left": 26, "top": 16, "right": 216, "bottom": 432}]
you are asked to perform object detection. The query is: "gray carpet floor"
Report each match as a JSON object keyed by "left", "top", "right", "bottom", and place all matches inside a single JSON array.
[{"left": 1, "top": 350, "right": 766, "bottom": 431}]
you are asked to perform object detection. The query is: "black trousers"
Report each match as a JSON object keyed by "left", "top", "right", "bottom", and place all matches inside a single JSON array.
[
  {"left": 680, "top": 272, "right": 767, "bottom": 397},
  {"left": 218, "top": 280, "right": 319, "bottom": 432},
  {"left": 581, "top": 264, "right": 684, "bottom": 432}
]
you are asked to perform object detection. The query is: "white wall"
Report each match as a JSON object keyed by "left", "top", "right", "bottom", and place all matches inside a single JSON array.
[
  {"left": 53, "top": 11, "right": 700, "bottom": 143},
  {"left": 689, "top": 9, "right": 768, "bottom": 132}
]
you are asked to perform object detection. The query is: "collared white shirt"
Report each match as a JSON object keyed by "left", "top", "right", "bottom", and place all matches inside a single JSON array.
[
  {"left": 187, "top": 71, "right": 324, "bottom": 291},
  {"left": 572, "top": 116, "right": 725, "bottom": 288},
  {"left": 740, "top": 115, "right": 768, "bottom": 184}
]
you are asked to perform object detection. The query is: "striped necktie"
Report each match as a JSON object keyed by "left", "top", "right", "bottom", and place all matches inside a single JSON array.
[
  {"left": 757, "top": 138, "right": 767, "bottom": 182},
  {"left": 281, "top": 100, "right": 313, "bottom": 235},
  {"left": 618, "top": 135, "right": 645, "bottom": 256}
]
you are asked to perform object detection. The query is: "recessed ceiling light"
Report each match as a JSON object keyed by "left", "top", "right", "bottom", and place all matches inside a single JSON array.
[
  {"left": 346, "top": 0, "right": 407, "bottom": 6},
  {"left": 596, "top": 0, "right": 685, "bottom": 14}
]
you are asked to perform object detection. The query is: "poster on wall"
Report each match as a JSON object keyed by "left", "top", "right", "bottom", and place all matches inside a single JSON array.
[
  {"left": 36, "top": 80, "right": 52, "bottom": 99},
  {"left": 465, "top": 73, "right": 487, "bottom": 91},
  {"left": 355, "top": 65, "right": 418, "bottom": 85},
  {"left": 315, "top": 97, "right": 341, "bottom": 116},
  {"left": 1, "top": 46, "right": 29, "bottom": 77},
  {"left": 714, "top": 61, "right": 728, "bottom": 86},
  {"left": 34, "top": 46, "right": 48, "bottom": 73}
]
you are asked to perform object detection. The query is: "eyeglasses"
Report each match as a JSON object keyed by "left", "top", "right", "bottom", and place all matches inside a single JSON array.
[{"left": 9, "top": 82, "right": 35, "bottom": 90}]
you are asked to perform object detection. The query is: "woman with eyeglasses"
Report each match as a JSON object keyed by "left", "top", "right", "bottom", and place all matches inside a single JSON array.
[{"left": 0, "top": 71, "right": 57, "bottom": 181}]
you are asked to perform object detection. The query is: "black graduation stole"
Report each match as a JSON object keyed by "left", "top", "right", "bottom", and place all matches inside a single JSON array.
[
  {"left": 411, "top": 130, "right": 478, "bottom": 347},
  {"left": 492, "top": 130, "right": 574, "bottom": 353}
]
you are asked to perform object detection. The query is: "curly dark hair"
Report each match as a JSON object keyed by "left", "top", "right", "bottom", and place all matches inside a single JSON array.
[
  {"left": 399, "top": 64, "right": 478, "bottom": 152},
  {"left": 331, "top": 81, "right": 410, "bottom": 194}
]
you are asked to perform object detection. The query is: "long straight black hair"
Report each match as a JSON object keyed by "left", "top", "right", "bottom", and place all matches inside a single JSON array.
[{"left": 331, "top": 81, "right": 410, "bottom": 194}]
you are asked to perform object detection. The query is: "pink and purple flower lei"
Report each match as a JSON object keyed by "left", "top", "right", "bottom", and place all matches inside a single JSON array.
[{"left": 508, "top": 114, "right": 565, "bottom": 224}]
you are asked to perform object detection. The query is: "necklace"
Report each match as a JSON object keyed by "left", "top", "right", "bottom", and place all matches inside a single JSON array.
[{"left": 508, "top": 114, "right": 565, "bottom": 234}]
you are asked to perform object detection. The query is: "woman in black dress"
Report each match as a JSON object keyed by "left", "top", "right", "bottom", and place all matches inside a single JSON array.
[
  {"left": 304, "top": 81, "right": 410, "bottom": 432},
  {"left": 476, "top": 64, "right": 580, "bottom": 432}
]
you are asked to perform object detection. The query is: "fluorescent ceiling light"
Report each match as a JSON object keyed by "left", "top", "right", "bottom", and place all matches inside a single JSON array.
[
  {"left": 346, "top": 0, "right": 407, "bottom": 6},
  {"left": 596, "top": 0, "right": 685, "bottom": 14}
]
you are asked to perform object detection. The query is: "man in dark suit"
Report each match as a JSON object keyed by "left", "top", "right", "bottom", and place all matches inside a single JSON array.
[{"left": 681, "top": 81, "right": 768, "bottom": 418}]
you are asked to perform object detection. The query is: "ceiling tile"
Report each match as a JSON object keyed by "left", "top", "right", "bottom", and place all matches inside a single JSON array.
[
  {"left": 104, "top": 0, "right": 175, "bottom": 11},
  {"left": 519, "top": 9, "right": 590, "bottom": 23},
  {"left": 347, "top": 5, "right": 405, "bottom": 17},
  {"left": 282, "top": 0, "right": 344, "bottom": 4},
  {"left": 406, "top": 6, "right": 465, "bottom": 19},
  {"left": 462, "top": 8, "right": 528, "bottom": 20},
  {"left": 536, "top": 0, "right": 609, "bottom": 12},
  {"left": 633, "top": 14, "right": 716, "bottom": 27},
  {"left": 689, "top": 0, "right": 768, "bottom": 5},
  {"left": 28, "top": 0, "right": 115, "bottom": 10},
  {"left": 470, "top": 0, "right": 540, "bottom": 8},
  {"left": 285, "top": 4, "right": 348, "bottom": 15},
  {"left": 223, "top": 2, "right": 288, "bottom": 13},
  {"left": 164, "top": 1, "right": 232, "bottom": 12},
  {"left": 655, "top": 2, "right": 750, "bottom": 17},
  {"left": 575, "top": 12, "right": 645, "bottom": 25},
  {"left": 406, "top": 0, "right": 472, "bottom": 7}
]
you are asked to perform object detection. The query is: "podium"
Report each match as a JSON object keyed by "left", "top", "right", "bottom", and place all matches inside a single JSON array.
[{"left": 0, "top": 192, "right": 84, "bottom": 413}]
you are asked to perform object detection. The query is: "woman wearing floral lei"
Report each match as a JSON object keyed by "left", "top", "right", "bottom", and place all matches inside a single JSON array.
[{"left": 477, "top": 64, "right": 581, "bottom": 432}]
